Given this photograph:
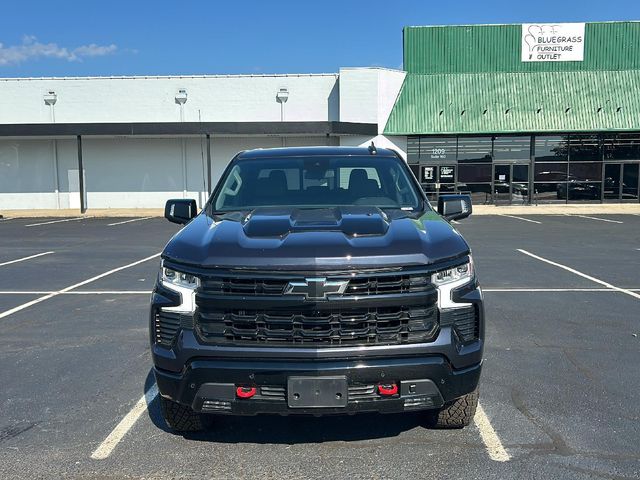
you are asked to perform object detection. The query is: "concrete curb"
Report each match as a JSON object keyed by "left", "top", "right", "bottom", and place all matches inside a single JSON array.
[
  {"left": 0, "top": 209, "right": 164, "bottom": 218},
  {"left": 472, "top": 204, "right": 640, "bottom": 215},
  {"left": 1, "top": 204, "right": 639, "bottom": 218}
]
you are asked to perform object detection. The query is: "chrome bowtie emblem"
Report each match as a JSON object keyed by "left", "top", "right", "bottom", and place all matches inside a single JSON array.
[{"left": 284, "top": 277, "right": 349, "bottom": 299}]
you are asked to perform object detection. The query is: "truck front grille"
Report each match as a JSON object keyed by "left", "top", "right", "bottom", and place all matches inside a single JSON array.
[
  {"left": 195, "top": 269, "right": 440, "bottom": 347},
  {"left": 200, "top": 271, "right": 431, "bottom": 296},
  {"left": 196, "top": 305, "right": 438, "bottom": 346}
]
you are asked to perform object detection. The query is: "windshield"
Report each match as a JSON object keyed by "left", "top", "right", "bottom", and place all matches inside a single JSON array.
[{"left": 211, "top": 155, "right": 423, "bottom": 212}]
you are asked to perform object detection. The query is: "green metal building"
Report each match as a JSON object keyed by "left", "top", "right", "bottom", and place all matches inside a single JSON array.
[{"left": 385, "top": 21, "right": 640, "bottom": 204}]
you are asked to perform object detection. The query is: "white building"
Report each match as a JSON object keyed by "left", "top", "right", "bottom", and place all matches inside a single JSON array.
[{"left": 0, "top": 68, "right": 406, "bottom": 210}]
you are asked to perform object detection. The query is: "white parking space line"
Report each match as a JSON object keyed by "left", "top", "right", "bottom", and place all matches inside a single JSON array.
[
  {"left": 0, "top": 251, "right": 54, "bottom": 267},
  {"left": 0, "top": 291, "right": 54, "bottom": 295},
  {"left": 91, "top": 384, "right": 158, "bottom": 460},
  {"left": 25, "top": 217, "right": 93, "bottom": 227},
  {"left": 2, "top": 288, "right": 640, "bottom": 295},
  {"left": 0, "top": 290, "right": 152, "bottom": 295},
  {"left": 108, "top": 217, "right": 154, "bottom": 226},
  {"left": 0, "top": 253, "right": 161, "bottom": 320},
  {"left": 474, "top": 402, "right": 510, "bottom": 462},
  {"left": 564, "top": 214, "right": 623, "bottom": 224},
  {"left": 517, "top": 249, "right": 640, "bottom": 300},
  {"left": 484, "top": 288, "right": 621, "bottom": 292},
  {"left": 499, "top": 214, "right": 541, "bottom": 224},
  {"left": 63, "top": 290, "right": 152, "bottom": 294}
]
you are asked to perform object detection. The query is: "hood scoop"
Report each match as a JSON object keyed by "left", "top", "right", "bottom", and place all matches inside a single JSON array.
[{"left": 242, "top": 207, "right": 390, "bottom": 238}]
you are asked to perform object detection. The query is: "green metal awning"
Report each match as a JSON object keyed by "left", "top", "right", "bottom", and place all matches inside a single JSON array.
[{"left": 384, "top": 70, "right": 640, "bottom": 135}]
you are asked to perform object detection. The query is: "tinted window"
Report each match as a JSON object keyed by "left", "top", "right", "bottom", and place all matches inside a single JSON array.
[
  {"left": 493, "top": 136, "right": 530, "bottom": 161},
  {"left": 213, "top": 156, "right": 422, "bottom": 211},
  {"left": 458, "top": 137, "right": 492, "bottom": 163},
  {"left": 418, "top": 137, "right": 457, "bottom": 162},
  {"left": 569, "top": 135, "right": 600, "bottom": 161},
  {"left": 535, "top": 136, "right": 569, "bottom": 162},
  {"left": 458, "top": 164, "right": 491, "bottom": 183},
  {"left": 603, "top": 134, "right": 640, "bottom": 161}
]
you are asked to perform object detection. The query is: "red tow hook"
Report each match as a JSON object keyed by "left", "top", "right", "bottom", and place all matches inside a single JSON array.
[
  {"left": 236, "top": 386, "right": 257, "bottom": 399},
  {"left": 377, "top": 383, "right": 398, "bottom": 396}
]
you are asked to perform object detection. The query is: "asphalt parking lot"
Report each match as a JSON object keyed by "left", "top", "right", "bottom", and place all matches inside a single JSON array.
[{"left": 0, "top": 213, "right": 639, "bottom": 479}]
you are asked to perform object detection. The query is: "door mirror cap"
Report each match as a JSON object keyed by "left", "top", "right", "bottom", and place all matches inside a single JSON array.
[
  {"left": 437, "top": 194, "right": 472, "bottom": 221},
  {"left": 164, "top": 199, "right": 198, "bottom": 225}
]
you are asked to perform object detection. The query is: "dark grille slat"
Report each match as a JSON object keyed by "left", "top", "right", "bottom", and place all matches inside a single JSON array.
[
  {"left": 155, "top": 312, "right": 182, "bottom": 347},
  {"left": 202, "top": 271, "right": 431, "bottom": 297},
  {"left": 197, "top": 305, "right": 438, "bottom": 346},
  {"left": 440, "top": 306, "right": 479, "bottom": 343}
]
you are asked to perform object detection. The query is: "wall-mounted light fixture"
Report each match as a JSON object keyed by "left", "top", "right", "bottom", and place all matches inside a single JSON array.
[
  {"left": 276, "top": 87, "right": 289, "bottom": 104},
  {"left": 175, "top": 89, "right": 188, "bottom": 105},
  {"left": 276, "top": 87, "right": 289, "bottom": 122},
  {"left": 44, "top": 91, "right": 57, "bottom": 106}
]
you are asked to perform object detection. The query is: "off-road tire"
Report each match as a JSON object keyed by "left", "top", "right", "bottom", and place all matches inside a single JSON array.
[
  {"left": 427, "top": 388, "right": 479, "bottom": 429},
  {"left": 160, "top": 396, "right": 204, "bottom": 432}
]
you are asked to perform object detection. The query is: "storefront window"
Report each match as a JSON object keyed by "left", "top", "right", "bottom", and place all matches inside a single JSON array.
[
  {"left": 533, "top": 162, "right": 567, "bottom": 202},
  {"left": 418, "top": 137, "right": 457, "bottom": 162},
  {"left": 534, "top": 163, "right": 568, "bottom": 182},
  {"left": 569, "top": 162, "right": 602, "bottom": 182},
  {"left": 603, "top": 134, "right": 640, "bottom": 161},
  {"left": 535, "top": 136, "right": 569, "bottom": 162},
  {"left": 458, "top": 137, "right": 492, "bottom": 163},
  {"left": 457, "top": 164, "right": 492, "bottom": 204},
  {"left": 458, "top": 164, "right": 491, "bottom": 183},
  {"left": 569, "top": 135, "right": 600, "bottom": 161},
  {"left": 408, "top": 132, "right": 639, "bottom": 204},
  {"left": 493, "top": 136, "right": 531, "bottom": 161},
  {"left": 406, "top": 136, "right": 420, "bottom": 161}
]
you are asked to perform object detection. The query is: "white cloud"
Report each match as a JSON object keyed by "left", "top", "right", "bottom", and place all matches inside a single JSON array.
[{"left": 0, "top": 35, "right": 118, "bottom": 66}]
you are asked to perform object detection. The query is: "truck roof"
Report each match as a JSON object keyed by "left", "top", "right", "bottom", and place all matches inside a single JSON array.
[{"left": 236, "top": 146, "right": 398, "bottom": 159}]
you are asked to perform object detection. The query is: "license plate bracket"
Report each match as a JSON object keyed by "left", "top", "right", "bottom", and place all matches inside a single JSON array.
[{"left": 287, "top": 376, "right": 348, "bottom": 408}]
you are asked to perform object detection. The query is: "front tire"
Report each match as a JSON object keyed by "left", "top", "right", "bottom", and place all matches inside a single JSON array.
[
  {"left": 160, "top": 396, "right": 204, "bottom": 432},
  {"left": 427, "top": 388, "right": 478, "bottom": 429}
]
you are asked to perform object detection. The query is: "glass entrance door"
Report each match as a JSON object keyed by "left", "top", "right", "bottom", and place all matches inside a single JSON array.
[
  {"left": 421, "top": 165, "right": 456, "bottom": 202},
  {"left": 605, "top": 163, "right": 640, "bottom": 201},
  {"left": 493, "top": 164, "right": 530, "bottom": 204},
  {"left": 622, "top": 164, "right": 639, "bottom": 200},
  {"left": 493, "top": 165, "right": 511, "bottom": 203}
]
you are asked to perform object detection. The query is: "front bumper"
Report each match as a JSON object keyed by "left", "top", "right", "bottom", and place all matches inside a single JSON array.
[
  {"left": 151, "top": 277, "right": 484, "bottom": 415},
  {"left": 154, "top": 355, "right": 482, "bottom": 415}
]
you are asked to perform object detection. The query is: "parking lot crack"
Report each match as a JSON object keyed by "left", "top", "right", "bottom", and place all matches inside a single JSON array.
[
  {"left": 0, "top": 421, "right": 38, "bottom": 444},
  {"left": 562, "top": 348, "right": 598, "bottom": 383},
  {"left": 510, "top": 387, "right": 574, "bottom": 456}
]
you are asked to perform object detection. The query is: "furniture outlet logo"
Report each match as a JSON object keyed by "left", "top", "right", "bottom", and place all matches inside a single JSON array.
[{"left": 521, "top": 23, "right": 585, "bottom": 62}]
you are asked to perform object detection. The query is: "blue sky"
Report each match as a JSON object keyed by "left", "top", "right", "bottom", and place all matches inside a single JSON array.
[{"left": 0, "top": 0, "right": 637, "bottom": 77}]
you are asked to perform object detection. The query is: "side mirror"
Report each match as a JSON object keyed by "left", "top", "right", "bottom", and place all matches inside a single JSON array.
[
  {"left": 437, "top": 194, "right": 472, "bottom": 221},
  {"left": 165, "top": 199, "right": 198, "bottom": 225}
]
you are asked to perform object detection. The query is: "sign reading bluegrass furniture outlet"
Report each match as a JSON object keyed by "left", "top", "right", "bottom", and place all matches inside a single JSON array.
[{"left": 521, "top": 23, "right": 585, "bottom": 62}]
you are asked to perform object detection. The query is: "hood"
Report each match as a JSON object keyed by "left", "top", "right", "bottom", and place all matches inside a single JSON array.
[{"left": 162, "top": 206, "right": 469, "bottom": 270}]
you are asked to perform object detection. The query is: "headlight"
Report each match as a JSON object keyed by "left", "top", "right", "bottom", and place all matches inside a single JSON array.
[
  {"left": 159, "top": 262, "right": 200, "bottom": 313},
  {"left": 432, "top": 261, "right": 472, "bottom": 286},
  {"left": 432, "top": 258, "right": 474, "bottom": 309},
  {"left": 162, "top": 266, "right": 200, "bottom": 289}
]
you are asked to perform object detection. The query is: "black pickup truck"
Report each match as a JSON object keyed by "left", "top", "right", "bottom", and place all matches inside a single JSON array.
[{"left": 150, "top": 146, "right": 483, "bottom": 431}]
